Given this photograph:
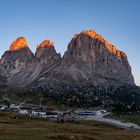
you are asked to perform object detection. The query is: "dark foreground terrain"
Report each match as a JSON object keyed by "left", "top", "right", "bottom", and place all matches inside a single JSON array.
[{"left": 0, "top": 112, "right": 140, "bottom": 140}]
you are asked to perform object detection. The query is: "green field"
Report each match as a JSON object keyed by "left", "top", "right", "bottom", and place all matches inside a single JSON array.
[{"left": 0, "top": 112, "right": 140, "bottom": 140}]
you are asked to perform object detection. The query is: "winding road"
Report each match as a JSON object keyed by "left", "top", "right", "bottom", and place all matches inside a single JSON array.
[{"left": 84, "top": 116, "right": 140, "bottom": 130}]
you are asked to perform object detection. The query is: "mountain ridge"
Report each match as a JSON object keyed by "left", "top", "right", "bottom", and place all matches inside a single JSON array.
[
  {"left": 0, "top": 29, "right": 135, "bottom": 87},
  {"left": 0, "top": 30, "right": 127, "bottom": 58},
  {"left": 0, "top": 29, "right": 139, "bottom": 112}
]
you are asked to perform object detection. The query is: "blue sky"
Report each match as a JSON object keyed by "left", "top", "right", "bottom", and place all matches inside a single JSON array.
[{"left": 0, "top": 0, "right": 140, "bottom": 86}]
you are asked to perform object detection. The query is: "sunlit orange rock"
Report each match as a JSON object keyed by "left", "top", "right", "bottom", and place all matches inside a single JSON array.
[
  {"left": 0, "top": 29, "right": 135, "bottom": 88},
  {"left": 9, "top": 37, "right": 28, "bottom": 51},
  {"left": 72, "top": 30, "right": 126, "bottom": 58},
  {"left": 73, "top": 34, "right": 78, "bottom": 39},
  {"left": 35, "top": 39, "right": 61, "bottom": 65},
  {"left": 62, "top": 29, "right": 135, "bottom": 86},
  {"left": 37, "top": 40, "right": 54, "bottom": 48}
]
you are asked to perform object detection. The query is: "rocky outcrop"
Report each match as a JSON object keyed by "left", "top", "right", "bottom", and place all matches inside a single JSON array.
[
  {"left": 0, "top": 30, "right": 138, "bottom": 111},
  {"left": 9, "top": 62, "right": 42, "bottom": 87},
  {"left": 56, "top": 30, "right": 135, "bottom": 85},
  {"left": 1, "top": 37, "right": 35, "bottom": 76},
  {"left": 0, "top": 64, "right": 8, "bottom": 87},
  {"left": 0, "top": 29, "right": 135, "bottom": 88},
  {"left": 35, "top": 40, "right": 61, "bottom": 65},
  {"left": 0, "top": 37, "right": 42, "bottom": 87},
  {"left": 9, "top": 37, "right": 28, "bottom": 51}
]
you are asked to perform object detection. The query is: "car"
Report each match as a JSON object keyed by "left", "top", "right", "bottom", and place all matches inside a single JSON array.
[{"left": 0, "top": 105, "right": 7, "bottom": 111}]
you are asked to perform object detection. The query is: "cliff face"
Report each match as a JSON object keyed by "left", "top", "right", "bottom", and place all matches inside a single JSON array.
[
  {"left": 0, "top": 65, "right": 8, "bottom": 87},
  {"left": 0, "top": 29, "right": 135, "bottom": 88},
  {"left": 35, "top": 40, "right": 61, "bottom": 65},
  {"left": 1, "top": 37, "right": 34, "bottom": 76},
  {"left": 1, "top": 37, "right": 41, "bottom": 87},
  {"left": 59, "top": 30, "right": 134, "bottom": 85},
  {"left": 0, "top": 30, "right": 138, "bottom": 111}
]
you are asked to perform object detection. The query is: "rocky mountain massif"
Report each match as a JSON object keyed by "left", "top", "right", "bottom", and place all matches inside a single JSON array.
[{"left": 0, "top": 29, "right": 139, "bottom": 112}]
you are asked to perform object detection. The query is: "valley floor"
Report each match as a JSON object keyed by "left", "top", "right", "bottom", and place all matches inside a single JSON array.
[{"left": 0, "top": 112, "right": 140, "bottom": 140}]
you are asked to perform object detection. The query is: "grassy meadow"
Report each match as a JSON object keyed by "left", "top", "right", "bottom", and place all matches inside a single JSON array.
[{"left": 0, "top": 112, "right": 140, "bottom": 140}]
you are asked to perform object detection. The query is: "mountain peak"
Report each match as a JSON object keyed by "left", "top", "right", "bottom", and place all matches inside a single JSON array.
[
  {"left": 0, "top": 30, "right": 135, "bottom": 89},
  {"left": 9, "top": 37, "right": 28, "bottom": 51},
  {"left": 37, "top": 40, "right": 54, "bottom": 48},
  {"left": 72, "top": 30, "right": 126, "bottom": 58},
  {"left": 35, "top": 40, "right": 61, "bottom": 65}
]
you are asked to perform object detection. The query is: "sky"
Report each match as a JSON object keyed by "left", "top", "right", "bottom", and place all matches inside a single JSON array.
[{"left": 0, "top": 0, "right": 140, "bottom": 86}]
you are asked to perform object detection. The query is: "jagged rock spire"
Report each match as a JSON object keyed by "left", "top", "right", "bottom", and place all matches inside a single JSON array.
[
  {"left": 35, "top": 39, "right": 61, "bottom": 65},
  {"left": 9, "top": 37, "right": 28, "bottom": 51},
  {"left": 37, "top": 40, "right": 54, "bottom": 48},
  {"left": 70, "top": 30, "right": 126, "bottom": 58}
]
